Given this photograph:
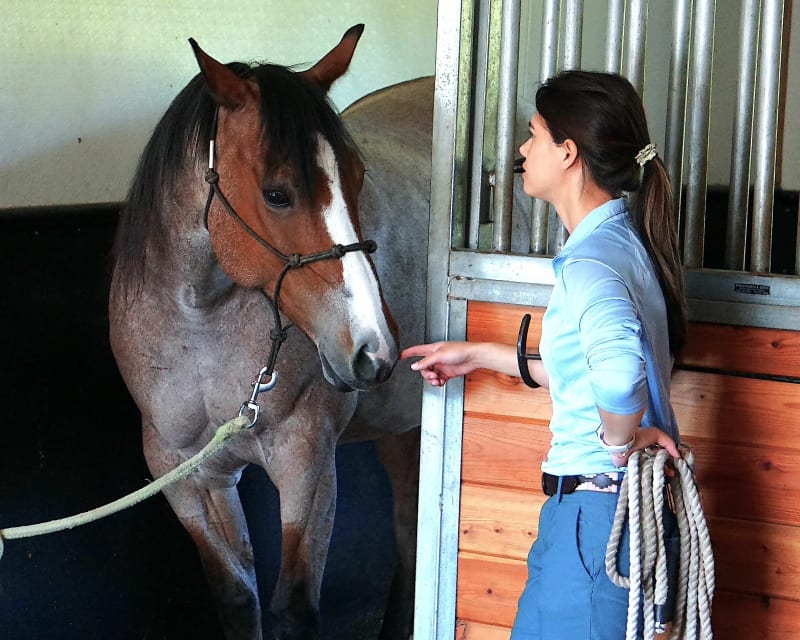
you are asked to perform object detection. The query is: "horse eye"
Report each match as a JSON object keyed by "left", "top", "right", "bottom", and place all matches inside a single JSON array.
[{"left": 263, "top": 189, "right": 291, "bottom": 209}]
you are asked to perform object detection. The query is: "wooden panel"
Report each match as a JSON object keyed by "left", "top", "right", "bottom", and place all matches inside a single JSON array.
[
  {"left": 459, "top": 300, "right": 800, "bottom": 638},
  {"left": 463, "top": 371, "right": 551, "bottom": 420},
  {"left": 459, "top": 483, "right": 543, "bottom": 560},
  {"left": 462, "top": 423, "right": 800, "bottom": 534},
  {"left": 456, "top": 552, "right": 527, "bottom": 628},
  {"left": 467, "top": 301, "right": 543, "bottom": 345},
  {"left": 461, "top": 414, "right": 548, "bottom": 490},
  {"left": 672, "top": 370, "right": 800, "bottom": 449},
  {"left": 689, "top": 438, "right": 800, "bottom": 527},
  {"left": 455, "top": 620, "right": 511, "bottom": 640},
  {"left": 681, "top": 322, "right": 800, "bottom": 379},
  {"left": 709, "top": 515, "right": 800, "bottom": 601},
  {"left": 468, "top": 299, "right": 800, "bottom": 381},
  {"left": 712, "top": 590, "right": 800, "bottom": 639},
  {"left": 456, "top": 591, "right": 800, "bottom": 640}
]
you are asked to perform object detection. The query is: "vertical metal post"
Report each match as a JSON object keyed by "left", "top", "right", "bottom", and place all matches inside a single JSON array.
[
  {"left": 683, "top": 0, "right": 716, "bottom": 268},
  {"left": 530, "top": 0, "right": 560, "bottom": 255},
  {"left": 665, "top": 0, "right": 692, "bottom": 228},
  {"left": 561, "top": 0, "right": 584, "bottom": 70},
  {"left": 751, "top": 0, "right": 785, "bottom": 273},
  {"left": 725, "top": 0, "right": 760, "bottom": 271},
  {"left": 414, "top": 0, "right": 462, "bottom": 636},
  {"left": 466, "top": 0, "right": 492, "bottom": 249},
  {"left": 624, "top": 0, "right": 648, "bottom": 94},
  {"left": 451, "top": 0, "right": 477, "bottom": 250},
  {"left": 553, "top": 0, "right": 584, "bottom": 254},
  {"left": 606, "top": 0, "right": 625, "bottom": 73},
  {"left": 492, "top": 0, "right": 521, "bottom": 251}
]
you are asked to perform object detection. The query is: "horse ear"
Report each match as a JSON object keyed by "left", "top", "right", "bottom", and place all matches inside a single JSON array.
[
  {"left": 189, "top": 38, "right": 254, "bottom": 110},
  {"left": 302, "top": 24, "right": 365, "bottom": 93}
]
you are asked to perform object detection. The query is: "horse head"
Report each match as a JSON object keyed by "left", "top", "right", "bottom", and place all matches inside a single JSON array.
[{"left": 189, "top": 26, "right": 399, "bottom": 392}]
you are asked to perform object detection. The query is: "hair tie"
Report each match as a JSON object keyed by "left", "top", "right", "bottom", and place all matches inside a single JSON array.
[{"left": 635, "top": 142, "right": 657, "bottom": 166}]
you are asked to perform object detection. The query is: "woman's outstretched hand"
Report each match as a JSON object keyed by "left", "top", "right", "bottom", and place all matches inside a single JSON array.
[{"left": 400, "top": 341, "right": 479, "bottom": 387}]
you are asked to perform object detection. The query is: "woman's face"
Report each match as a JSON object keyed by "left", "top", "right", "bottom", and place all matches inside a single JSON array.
[{"left": 518, "top": 112, "right": 564, "bottom": 201}]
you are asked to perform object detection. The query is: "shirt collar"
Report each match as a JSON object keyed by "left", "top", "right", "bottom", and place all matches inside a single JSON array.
[{"left": 553, "top": 197, "right": 627, "bottom": 272}]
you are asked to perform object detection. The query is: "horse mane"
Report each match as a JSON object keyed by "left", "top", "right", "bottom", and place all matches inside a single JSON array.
[{"left": 112, "top": 59, "right": 358, "bottom": 298}]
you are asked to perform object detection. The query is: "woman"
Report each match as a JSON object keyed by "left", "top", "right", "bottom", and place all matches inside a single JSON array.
[{"left": 402, "top": 71, "right": 687, "bottom": 639}]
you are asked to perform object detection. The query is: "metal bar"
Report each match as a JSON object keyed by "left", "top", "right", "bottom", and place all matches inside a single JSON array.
[
  {"left": 561, "top": 0, "right": 584, "bottom": 70},
  {"left": 466, "top": 0, "right": 492, "bottom": 249},
  {"left": 665, "top": 0, "right": 692, "bottom": 228},
  {"left": 751, "top": 0, "right": 785, "bottom": 273},
  {"left": 491, "top": 0, "right": 521, "bottom": 251},
  {"left": 451, "top": 0, "right": 477, "bottom": 250},
  {"left": 530, "top": 0, "right": 561, "bottom": 255},
  {"left": 414, "top": 0, "right": 463, "bottom": 635},
  {"left": 725, "top": 0, "right": 760, "bottom": 271},
  {"left": 553, "top": 0, "right": 584, "bottom": 253},
  {"left": 624, "top": 0, "right": 648, "bottom": 94},
  {"left": 606, "top": 0, "right": 625, "bottom": 73},
  {"left": 682, "top": 0, "right": 716, "bottom": 268}
]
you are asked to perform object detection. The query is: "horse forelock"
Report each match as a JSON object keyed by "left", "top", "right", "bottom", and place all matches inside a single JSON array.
[{"left": 254, "top": 64, "right": 360, "bottom": 201}]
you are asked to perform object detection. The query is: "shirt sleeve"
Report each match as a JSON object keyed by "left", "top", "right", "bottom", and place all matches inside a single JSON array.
[{"left": 560, "top": 257, "right": 647, "bottom": 415}]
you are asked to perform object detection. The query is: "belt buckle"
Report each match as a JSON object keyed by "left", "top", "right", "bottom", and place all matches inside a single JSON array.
[{"left": 562, "top": 475, "right": 580, "bottom": 494}]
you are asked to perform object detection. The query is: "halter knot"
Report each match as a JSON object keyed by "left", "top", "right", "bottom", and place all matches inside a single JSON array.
[
  {"left": 269, "top": 328, "right": 288, "bottom": 343},
  {"left": 204, "top": 168, "right": 220, "bottom": 185},
  {"left": 330, "top": 244, "right": 346, "bottom": 259},
  {"left": 288, "top": 253, "right": 302, "bottom": 268}
]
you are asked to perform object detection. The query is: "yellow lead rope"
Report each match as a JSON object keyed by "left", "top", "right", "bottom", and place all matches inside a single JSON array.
[{"left": 0, "top": 416, "right": 250, "bottom": 560}]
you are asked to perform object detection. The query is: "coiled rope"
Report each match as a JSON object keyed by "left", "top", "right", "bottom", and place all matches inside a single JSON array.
[
  {"left": 606, "top": 447, "right": 715, "bottom": 639},
  {"left": 0, "top": 415, "right": 250, "bottom": 561}
]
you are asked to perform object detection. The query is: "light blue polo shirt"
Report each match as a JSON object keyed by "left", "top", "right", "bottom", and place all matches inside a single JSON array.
[{"left": 539, "top": 197, "right": 679, "bottom": 476}]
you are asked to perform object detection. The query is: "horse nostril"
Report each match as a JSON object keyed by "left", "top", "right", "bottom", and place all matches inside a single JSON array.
[{"left": 353, "top": 342, "right": 394, "bottom": 385}]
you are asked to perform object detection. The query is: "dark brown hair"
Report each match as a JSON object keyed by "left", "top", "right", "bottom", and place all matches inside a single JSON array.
[{"left": 536, "top": 70, "right": 688, "bottom": 355}]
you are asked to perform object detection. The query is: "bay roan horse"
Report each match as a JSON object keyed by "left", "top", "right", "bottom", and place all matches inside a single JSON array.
[{"left": 109, "top": 24, "right": 431, "bottom": 640}]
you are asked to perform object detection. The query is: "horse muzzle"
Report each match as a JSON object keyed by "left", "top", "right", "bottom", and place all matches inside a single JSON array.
[{"left": 318, "top": 336, "right": 398, "bottom": 392}]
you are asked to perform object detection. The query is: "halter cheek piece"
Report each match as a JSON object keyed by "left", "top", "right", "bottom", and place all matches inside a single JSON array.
[{"left": 202, "top": 106, "right": 377, "bottom": 426}]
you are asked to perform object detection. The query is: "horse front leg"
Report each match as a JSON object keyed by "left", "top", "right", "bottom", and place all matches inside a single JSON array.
[
  {"left": 266, "top": 435, "right": 338, "bottom": 640},
  {"left": 144, "top": 423, "right": 262, "bottom": 640},
  {"left": 374, "top": 428, "right": 421, "bottom": 640}
]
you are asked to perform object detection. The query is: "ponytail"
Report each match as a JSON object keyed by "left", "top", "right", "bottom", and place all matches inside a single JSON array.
[{"left": 630, "top": 157, "right": 688, "bottom": 356}]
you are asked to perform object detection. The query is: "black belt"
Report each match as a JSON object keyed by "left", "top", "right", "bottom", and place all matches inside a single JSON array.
[{"left": 542, "top": 471, "right": 623, "bottom": 496}]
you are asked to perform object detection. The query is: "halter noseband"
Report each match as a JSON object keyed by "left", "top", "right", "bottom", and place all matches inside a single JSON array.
[{"left": 202, "top": 106, "right": 377, "bottom": 426}]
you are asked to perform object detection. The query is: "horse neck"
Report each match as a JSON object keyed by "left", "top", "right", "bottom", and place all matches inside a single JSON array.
[{"left": 145, "top": 183, "right": 236, "bottom": 311}]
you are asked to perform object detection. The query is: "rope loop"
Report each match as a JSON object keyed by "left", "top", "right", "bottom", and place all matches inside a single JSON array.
[{"left": 607, "top": 446, "right": 715, "bottom": 639}]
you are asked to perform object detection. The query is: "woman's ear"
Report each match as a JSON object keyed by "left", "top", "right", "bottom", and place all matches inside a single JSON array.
[{"left": 561, "top": 138, "right": 580, "bottom": 169}]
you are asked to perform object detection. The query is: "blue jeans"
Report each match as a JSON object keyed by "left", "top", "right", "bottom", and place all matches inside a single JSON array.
[{"left": 510, "top": 489, "right": 679, "bottom": 640}]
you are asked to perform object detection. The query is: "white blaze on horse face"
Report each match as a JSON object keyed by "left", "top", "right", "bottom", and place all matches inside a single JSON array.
[{"left": 315, "top": 135, "right": 393, "bottom": 361}]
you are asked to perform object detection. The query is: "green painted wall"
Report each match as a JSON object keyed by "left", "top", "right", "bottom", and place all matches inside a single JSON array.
[{"left": 0, "top": 0, "right": 438, "bottom": 207}]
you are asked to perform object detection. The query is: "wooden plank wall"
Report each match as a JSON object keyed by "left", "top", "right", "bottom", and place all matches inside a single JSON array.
[{"left": 455, "top": 300, "right": 800, "bottom": 639}]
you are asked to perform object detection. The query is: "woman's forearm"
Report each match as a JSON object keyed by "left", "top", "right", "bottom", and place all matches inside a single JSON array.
[{"left": 474, "top": 343, "right": 549, "bottom": 389}]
